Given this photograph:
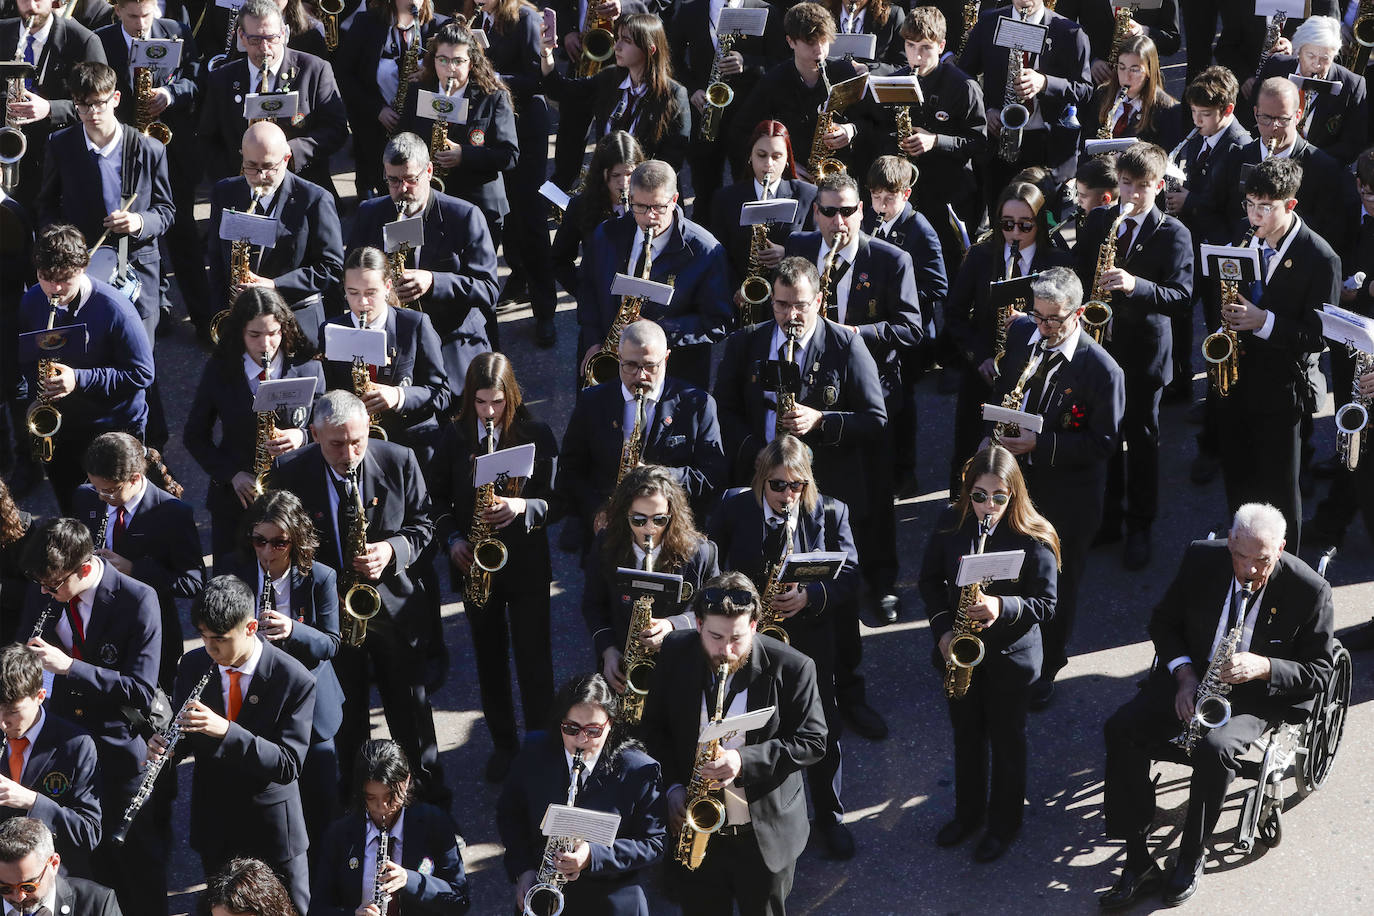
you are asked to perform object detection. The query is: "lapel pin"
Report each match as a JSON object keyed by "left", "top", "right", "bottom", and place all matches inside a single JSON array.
[
  {"left": 662, "top": 415, "right": 672, "bottom": 426},
  {"left": 249, "top": 694, "right": 260, "bottom": 704}
]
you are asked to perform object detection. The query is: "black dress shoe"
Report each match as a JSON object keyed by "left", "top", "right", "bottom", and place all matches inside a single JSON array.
[
  {"left": 841, "top": 701, "right": 889, "bottom": 740},
  {"left": 1303, "top": 519, "right": 1343, "bottom": 552},
  {"left": 818, "top": 819, "right": 855, "bottom": 860},
  {"left": 535, "top": 317, "right": 557, "bottom": 348},
  {"left": 1161, "top": 855, "right": 1203, "bottom": 906},
  {"left": 498, "top": 276, "right": 529, "bottom": 306},
  {"left": 1190, "top": 453, "right": 1220, "bottom": 485},
  {"left": 972, "top": 833, "right": 1011, "bottom": 862},
  {"left": 1099, "top": 860, "right": 1163, "bottom": 910},
  {"left": 935, "top": 818, "right": 979, "bottom": 847},
  {"left": 873, "top": 593, "right": 900, "bottom": 625},
  {"left": 484, "top": 747, "right": 516, "bottom": 783},
  {"left": 1028, "top": 679, "right": 1055, "bottom": 711},
  {"left": 1123, "top": 530, "right": 1151, "bottom": 571},
  {"left": 1345, "top": 619, "right": 1374, "bottom": 651}
]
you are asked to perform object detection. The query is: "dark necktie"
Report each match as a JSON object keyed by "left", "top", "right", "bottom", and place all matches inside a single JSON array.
[
  {"left": 335, "top": 473, "right": 359, "bottom": 569},
  {"left": 1009, "top": 249, "right": 1023, "bottom": 278},
  {"left": 112, "top": 506, "right": 128, "bottom": 554},
  {"left": 1112, "top": 106, "right": 1132, "bottom": 139},
  {"left": 632, "top": 239, "right": 649, "bottom": 279},
  {"left": 22, "top": 34, "right": 34, "bottom": 89},
  {"left": 1196, "top": 142, "right": 1211, "bottom": 170},
  {"left": 762, "top": 515, "right": 785, "bottom": 560},
  {"left": 1249, "top": 245, "right": 1276, "bottom": 304},
  {"left": 1116, "top": 218, "right": 1137, "bottom": 264},
  {"left": 1022, "top": 346, "right": 1060, "bottom": 416},
  {"left": 825, "top": 257, "right": 851, "bottom": 321}
]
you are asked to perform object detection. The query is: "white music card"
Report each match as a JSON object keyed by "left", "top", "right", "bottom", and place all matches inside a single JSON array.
[
  {"left": 1083, "top": 137, "right": 1135, "bottom": 156},
  {"left": 382, "top": 215, "right": 425, "bottom": 253},
  {"left": 1289, "top": 74, "right": 1341, "bottom": 96},
  {"left": 741, "top": 198, "right": 799, "bottom": 226},
  {"left": 993, "top": 17, "right": 1048, "bottom": 55},
  {"left": 539, "top": 181, "right": 571, "bottom": 210},
  {"left": 324, "top": 325, "right": 389, "bottom": 366},
  {"left": 1253, "top": 1, "right": 1311, "bottom": 18},
  {"left": 947, "top": 204, "right": 971, "bottom": 252},
  {"left": 699, "top": 706, "right": 776, "bottom": 745},
  {"left": 981, "top": 403, "right": 1044, "bottom": 433},
  {"left": 1319, "top": 305, "right": 1374, "bottom": 354},
  {"left": 414, "top": 89, "right": 469, "bottom": 123},
  {"left": 779, "top": 551, "right": 846, "bottom": 583},
  {"left": 475, "top": 442, "right": 536, "bottom": 486},
  {"left": 130, "top": 38, "right": 182, "bottom": 71},
  {"left": 1199, "top": 243, "right": 1260, "bottom": 279},
  {"left": 956, "top": 549, "right": 1026, "bottom": 587},
  {"left": 252, "top": 376, "right": 317, "bottom": 412},
  {"left": 243, "top": 91, "right": 299, "bottom": 121},
  {"left": 611, "top": 273, "right": 675, "bottom": 306},
  {"left": 219, "top": 210, "right": 279, "bottom": 246},
  {"left": 539, "top": 805, "right": 621, "bottom": 846},
  {"left": 717, "top": 7, "right": 767, "bottom": 36},
  {"left": 867, "top": 74, "right": 922, "bottom": 105},
  {"left": 469, "top": 28, "right": 490, "bottom": 48},
  {"left": 828, "top": 33, "right": 877, "bottom": 60}
]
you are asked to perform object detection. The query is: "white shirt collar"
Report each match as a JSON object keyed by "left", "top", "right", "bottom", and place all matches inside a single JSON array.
[
  {"left": 19, "top": 14, "right": 54, "bottom": 56},
  {"left": 84, "top": 126, "right": 122, "bottom": 159},
  {"left": 564, "top": 747, "right": 601, "bottom": 780},
  {"left": 247, "top": 57, "right": 280, "bottom": 90},
  {"left": 366, "top": 807, "right": 406, "bottom": 845},
  {"left": 243, "top": 349, "right": 285, "bottom": 383},
  {"left": 1006, "top": 240, "right": 1036, "bottom": 270},
  {"left": 353, "top": 306, "right": 388, "bottom": 331},
  {"left": 620, "top": 378, "right": 663, "bottom": 405},
  {"left": 617, "top": 73, "right": 647, "bottom": 97},
  {"left": 819, "top": 233, "right": 861, "bottom": 265},
  {"left": 221, "top": 633, "right": 264, "bottom": 679},
  {"left": 475, "top": 419, "right": 501, "bottom": 445},
  {"left": 753, "top": 177, "right": 781, "bottom": 200},
  {"left": 770, "top": 320, "right": 818, "bottom": 359},
  {"left": 1029, "top": 324, "right": 1082, "bottom": 362}
]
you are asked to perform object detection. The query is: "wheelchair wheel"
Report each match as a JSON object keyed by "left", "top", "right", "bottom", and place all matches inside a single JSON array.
[
  {"left": 1259, "top": 804, "right": 1282, "bottom": 848},
  {"left": 1296, "top": 645, "right": 1353, "bottom": 797}
]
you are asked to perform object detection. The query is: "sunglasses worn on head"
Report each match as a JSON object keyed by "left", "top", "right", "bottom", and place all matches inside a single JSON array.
[
  {"left": 1000, "top": 218, "right": 1037, "bottom": 232},
  {"left": 767, "top": 479, "right": 807, "bottom": 493},
  {"left": 701, "top": 586, "right": 754, "bottom": 606},
  {"left": 629, "top": 513, "right": 672, "bottom": 528},
  {"left": 817, "top": 204, "right": 860, "bottom": 218},
  {"left": 250, "top": 534, "right": 292, "bottom": 551},
  {"left": 560, "top": 720, "right": 610, "bottom": 738},
  {"left": 971, "top": 489, "right": 1010, "bottom": 506}
]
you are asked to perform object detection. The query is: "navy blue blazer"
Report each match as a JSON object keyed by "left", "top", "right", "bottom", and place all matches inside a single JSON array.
[
  {"left": 1176, "top": 117, "right": 1252, "bottom": 245},
  {"left": 1258, "top": 55, "right": 1368, "bottom": 165},
  {"left": 271, "top": 441, "right": 436, "bottom": 637},
  {"left": 707, "top": 487, "right": 859, "bottom": 624},
  {"left": 208, "top": 171, "right": 344, "bottom": 334},
  {"left": 709, "top": 177, "right": 817, "bottom": 292},
  {"left": 310, "top": 802, "right": 471, "bottom": 915},
  {"left": 0, "top": 711, "right": 102, "bottom": 871},
  {"left": 95, "top": 18, "right": 201, "bottom": 133},
  {"left": 882, "top": 60, "right": 987, "bottom": 214},
  {"left": 556, "top": 376, "right": 727, "bottom": 525},
  {"left": 861, "top": 202, "right": 949, "bottom": 318},
  {"left": 497, "top": 738, "right": 665, "bottom": 916},
  {"left": 21, "top": 560, "right": 161, "bottom": 802},
  {"left": 581, "top": 535, "right": 720, "bottom": 658},
  {"left": 918, "top": 504, "right": 1057, "bottom": 685},
  {"left": 17, "top": 279, "right": 154, "bottom": 437},
  {"left": 959, "top": 6, "right": 1093, "bottom": 180},
  {"left": 173, "top": 642, "right": 316, "bottom": 864},
  {"left": 1052, "top": 0, "right": 1180, "bottom": 59},
  {"left": 640, "top": 630, "right": 825, "bottom": 873},
  {"left": 1074, "top": 202, "right": 1194, "bottom": 385},
  {"left": 714, "top": 319, "right": 888, "bottom": 515},
  {"left": 401, "top": 80, "right": 519, "bottom": 219},
  {"left": 198, "top": 47, "right": 350, "bottom": 182},
  {"left": 484, "top": 5, "right": 545, "bottom": 106},
  {"left": 542, "top": 66, "right": 691, "bottom": 170},
  {"left": 319, "top": 307, "right": 452, "bottom": 439}
]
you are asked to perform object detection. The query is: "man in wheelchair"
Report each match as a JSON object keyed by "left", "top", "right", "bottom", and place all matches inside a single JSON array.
[{"left": 1098, "top": 503, "right": 1336, "bottom": 909}]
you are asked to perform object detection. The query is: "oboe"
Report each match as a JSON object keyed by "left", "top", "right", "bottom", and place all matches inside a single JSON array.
[
  {"left": 373, "top": 823, "right": 393, "bottom": 911},
  {"left": 113, "top": 664, "right": 217, "bottom": 844},
  {"left": 28, "top": 602, "right": 56, "bottom": 642}
]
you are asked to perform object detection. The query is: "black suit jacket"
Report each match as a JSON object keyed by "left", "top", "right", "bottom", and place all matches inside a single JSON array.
[
  {"left": 714, "top": 319, "right": 888, "bottom": 515},
  {"left": 174, "top": 642, "right": 315, "bottom": 864},
  {"left": 311, "top": 802, "right": 471, "bottom": 915},
  {"left": 557, "top": 375, "right": 727, "bottom": 524},
  {"left": 1176, "top": 117, "right": 1252, "bottom": 244},
  {"left": 1148, "top": 541, "right": 1335, "bottom": 716},
  {"left": 640, "top": 630, "right": 826, "bottom": 873},
  {"left": 401, "top": 79, "right": 519, "bottom": 219},
  {"left": 1258, "top": 55, "right": 1368, "bottom": 165},
  {"left": 1074, "top": 202, "right": 1194, "bottom": 385},
  {"left": 543, "top": 66, "right": 691, "bottom": 169},
  {"left": 582, "top": 536, "right": 720, "bottom": 657},
  {"left": 95, "top": 18, "right": 201, "bottom": 134},
  {"left": 1052, "top": 0, "right": 1181, "bottom": 61},
  {"left": 198, "top": 48, "right": 349, "bottom": 182},
  {"left": 861, "top": 201, "right": 950, "bottom": 318},
  {"left": 918, "top": 504, "right": 1057, "bottom": 685},
  {"left": 709, "top": 177, "right": 817, "bottom": 293},
  {"left": 54, "top": 876, "right": 122, "bottom": 916},
  {"left": 0, "top": 712, "right": 102, "bottom": 871},
  {"left": 882, "top": 60, "right": 987, "bottom": 217}
]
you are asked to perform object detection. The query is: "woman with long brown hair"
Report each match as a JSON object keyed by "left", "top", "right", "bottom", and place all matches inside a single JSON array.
[
  {"left": 551, "top": 130, "right": 646, "bottom": 307},
  {"left": 539, "top": 12, "right": 691, "bottom": 169},
  {"left": 1089, "top": 34, "right": 1182, "bottom": 148},
  {"left": 581, "top": 464, "right": 718, "bottom": 698},
  {"left": 918, "top": 444, "right": 1060, "bottom": 863},
  {"left": 430, "top": 352, "right": 558, "bottom": 782}
]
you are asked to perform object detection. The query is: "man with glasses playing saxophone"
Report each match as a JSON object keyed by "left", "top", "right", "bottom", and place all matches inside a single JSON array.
[{"left": 641, "top": 573, "right": 825, "bottom": 916}]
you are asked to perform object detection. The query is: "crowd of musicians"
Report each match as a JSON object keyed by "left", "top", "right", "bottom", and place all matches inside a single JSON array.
[{"left": 0, "top": 0, "right": 1368, "bottom": 912}]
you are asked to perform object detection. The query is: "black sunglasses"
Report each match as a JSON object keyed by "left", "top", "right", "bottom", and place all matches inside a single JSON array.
[
  {"left": 1000, "top": 218, "right": 1037, "bottom": 232},
  {"left": 250, "top": 534, "right": 292, "bottom": 551},
  {"left": 971, "top": 489, "right": 1010, "bottom": 506},
  {"left": 766, "top": 479, "right": 807, "bottom": 493},
  {"left": 817, "top": 204, "right": 860, "bottom": 218},
  {"left": 628, "top": 513, "right": 672, "bottom": 528},
  {"left": 560, "top": 719, "right": 610, "bottom": 738},
  {"left": 701, "top": 586, "right": 755, "bottom": 606}
]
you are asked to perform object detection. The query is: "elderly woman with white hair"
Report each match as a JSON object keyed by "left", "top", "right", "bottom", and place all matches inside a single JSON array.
[
  {"left": 1098, "top": 501, "right": 1336, "bottom": 909},
  {"left": 1253, "top": 14, "right": 1368, "bottom": 163}
]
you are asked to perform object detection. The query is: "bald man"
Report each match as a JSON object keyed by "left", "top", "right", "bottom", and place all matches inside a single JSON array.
[{"left": 205, "top": 122, "right": 344, "bottom": 343}]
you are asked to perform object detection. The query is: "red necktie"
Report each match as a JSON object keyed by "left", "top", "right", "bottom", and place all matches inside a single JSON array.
[
  {"left": 258, "top": 368, "right": 267, "bottom": 381},
  {"left": 8, "top": 737, "right": 28, "bottom": 782},
  {"left": 227, "top": 670, "right": 243, "bottom": 722},
  {"left": 66, "top": 599, "right": 85, "bottom": 660},
  {"left": 112, "top": 507, "right": 127, "bottom": 549},
  {"left": 1112, "top": 107, "right": 1132, "bottom": 139}
]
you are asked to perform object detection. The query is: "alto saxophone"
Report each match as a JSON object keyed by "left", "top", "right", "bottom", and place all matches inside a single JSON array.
[
  {"left": 388, "top": 201, "right": 417, "bottom": 310},
  {"left": 992, "top": 239, "right": 1019, "bottom": 377},
  {"left": 523, "top": 750, "right": 585, "bottom": 916},
  {"left": 774, "top": 325, "right": 798, "bottom": 439},
  {"left": 895, "top": 105, "right": 916, "bottom": 162},
  {"left": 1202, "top": 224, "right": 1257, "bottom": 398},
  {"left": 700, "top": 31, "right": 739, "bottom": 142},
  {"left": 210, "top": 190, "right": 262, "bottom": 343},
  {"left": 463, "top": 418, "right": 509, "bottom": 610},
  {"left": 585, "top": 226, "right": 653, "bottom": 387},
  {"left": 430, "top": 77, "right": 458, "bottom": 193},
  {"left": 134, "top": 30, "right": 173, "bottom": 145},
  {"left": 1336, "top": 346, "right": 1373, "bottom": 471},
  {"left": 1107, "top": 5, "right": 1134, "bottom": 73},
  {"left": 808, "top": 61, "right": 845, "bottom": 179},
  {"left": 1082, "top": 203, "right": 1137, "bottom": 343},
  {"left": 26, "top": 295, "right": 62, "bottom": 464},
  {"left": 738, "top": 222, "right": 773, "bottom": 325},
  {"left": 674, "top": 662, "right": 732, "bottom": 870},
  {"left": 961, "top": 0, "right": 979, "bottom": 50},
  {"left": 1097, "top": 86, "right": 1127, "bottom": 140},
  {"left": 758, "top": 499, "right": 797, "bottom": 644},
  {"left": 253, "top": 352, "right": 276, "bottom": 494},
  {"left": 320, "top": 0, "right": 344, "bottom": 51},
  {"left": 1353, "top": 0, "right": 1374, "bottom": 75},
  {"left": 390, "top": 8, "right": 421, "bottom": 130},
  {"left": 818, "top": 231, "right": 844, "bottom": 322},
  {"left": 944, "top": 515, "right": 992, "bottom": 699},
  {"left": 992, "top": 343, "right": 1044, "bottom": 442},
  {"left": 576, "top": 4, "right": 616, "bottom": 78},
  {"left": 619, "top": 533, "right": 658, "bottom": 727},
  {"left": 340, "top": 467, "right": 383, "bottom": 646},
  {"left": 1172, "top": 587, "right": 1251, "bottom": 755},
  {"left": 618, "top": 388, "right": 646, "bottom": 484},
  {"left": 373, "top": 822, "right": 393, "bottom": 912},
  {"left": 0, "top": 15, "right": 32, "bottom": 192},
  {"left": 352, "top": 356, "right": 389, "bottom": 440},
  {"left": 999, "top": 10, "right": 1030, "bottom": 163}
]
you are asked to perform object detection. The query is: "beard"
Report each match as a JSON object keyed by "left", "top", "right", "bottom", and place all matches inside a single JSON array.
[{"left": 710, "top": 647, "right": 751, "bottom": 676}]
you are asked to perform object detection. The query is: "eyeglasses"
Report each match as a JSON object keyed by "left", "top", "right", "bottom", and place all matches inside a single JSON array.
[
  {"left": 34, "top": 570, "right": 78, "bottom": 593},
  {"left": 628, "top": 512, "right": 672, "bottom": 528},
  {"left": 816, "top": 204, "right": 860, "bottom": 218},
  {"left": 620, "top": 360, "right": 662, "bottom": 374},
  {"left": 250, "top": 534, "right": 292, "bottom": 551},
  {"left": 0, "top": 860, "right": 51, "bottom": 896},
  {"left": 243, "top": 32, "right": 285, "bottom": 46},
  {"left": 772, "top": 299, "right": 814, "bottom": 312},
  {"left": 560, "top": 719, "right": 611, "bottom": 738},
  {"left": 700, "top": 586, "right": 755, "bottom": 606},
  {"left": 970, "top": 489, "right": 1010, "bottom": 506},
  {"left": 1000, "top": 218, "right": 1036, "bottom": 232},
  {"left": 1254, "top": 113, "right": 1294, "bottom": 127},
  {"left": 92, "top": 483, "right": 126, "bottom": 498},
  {"left": 435, "top": 55, "right": 470, "bottom": 67},
  {"left": 1242, "top": 199, "right": 1283, "bottom": 216},
  {"left": 629, "top": 202, "right": 672, "bottom": 215},
  {"left": 385, "top": 174, "right": 427, "bottom": 188},
  {"left": 74, "top": 94, "right": 116, "bottom": 113},
  {"left": 766, "top": 479, "right": 807, "bottom": 493},
  {"left": 242, "top": 159, "right": 287, "bottom": 177},
  {"left": 1116, "top": 64, "right": 1145, "bottom": 76},
  {"left": 1029, "top": 311, "right": 1070, "bottom": 327}
]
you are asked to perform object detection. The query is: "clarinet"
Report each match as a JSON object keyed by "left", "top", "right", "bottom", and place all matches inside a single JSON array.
[
  {"left": 258, "top": 567, "right": 274, "bottom": 620},
  {"left": 28, "top": 602, "right": 56, "bottom": 642},
  {"left": 112, "top": 664, "right": 217, "bottom": 844},
  {"left": 373, "top": 823, "right": 393, "bottom": 911}
]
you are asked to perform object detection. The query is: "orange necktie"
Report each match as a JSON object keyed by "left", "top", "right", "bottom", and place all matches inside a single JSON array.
[
  {"left": 227, "top": 670, "right": 243, "bottom": 722},
  {"left": 8, "top": 737, "right": 28, "bottom": 782}
]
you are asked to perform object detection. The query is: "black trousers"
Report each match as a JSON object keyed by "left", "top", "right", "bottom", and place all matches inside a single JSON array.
[
  {"left": 1102, "top": 376, "right": 1163, "bottom": 532},
  {"left": 93, "top": 796, "right": 168, "bottom": 916},
  {"left": 1103, "top": 671, "right": 1269, "bottom": 858},
  {"left": 504, "top": 96, "right": 558, "bottom": 322},
  {"left": 301, "top": 737, "right": 340, "bottom": 843},
  {"left": 552, "top": 90, "right": 595, "bottom": 189},
  {"left": 1180, "top": 0, "right": 1224, "bottom": 81},
  {"left": 945, "top": 662, "right": 1031, "bottom": 839},
  {"left": 1218, "top": 406, "right": 1302, "bottom": 553},
  {"left": 831, "top": 561, "right": 867, "bottom": 709},
  {"left": 676, "top": 830, "right": 795, "bottom": 916},
  {"left": 790, "top": 619, "right": 843, "bottom": 825},
  {"left": 162, "top": 142, "right": 211, "bottom": 324}
]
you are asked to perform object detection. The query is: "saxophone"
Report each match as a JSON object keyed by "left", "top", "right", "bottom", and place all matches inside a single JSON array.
[
  {"left": 619, "top": 533, "right": 658, "bottom": 727},
  {"left": 430, "top": 77, "right": 457, "bottom": 193},
  {"left": 758, "top": 499, "right": 797, "bottom": 644},
  {"left": 673, "top": 662, "right": 732, "bottom": 870},
  {"left": 387, "top": 199, "right": 415, "bottom": 308},
  {"left": 998, "top": 10, "right": 1030, "bottom": 163},
  {"left": 896, "top": 105, "right": 916, "bottom": 162},
  {"left": 1354, "top": 0, "right": 1374, "bottom": 75},
  {"left": 961, "top": 0, "right": 978, "bottom": 50},
  {"left": 252, "top": 352, "right": 276, "bottom": 494},
  {"left": 808, "top": 61, "right": 845, "bottom": 179},
  {"left": 992, "top": 344, "right": 1044, "bottom": 442},
  {"left": 0, "top": 16, "right": 32, "bottom": 192},
  {"left": 134, "top": 30, "right": 173, "bottom": 145},
  {"left": 390, "top": 8, "right": 421, "bottom": 129},
  {"left": 992, "top": 240, "right": 1019, "bottom": 377},
  {"left": 463, "top": 418, "right": 509, "bottom": 610},
  {"left": 618, "top": 388, "right": 646, "bottom": 484},
  {"left": 1336, "top": 346, "right": 1373, "bottom": 470},
  {"left": 1202, "top": 224, "right": 1257, "bottom": 398},
  {"left": 774, "top": 325, "right": 798, "bottom": 439},
  {"left": 373, "top": 823, "right": 393, "bottom": 912},
  {"left": 210, "top": 190, "right": 262, "bottom": 344},
  {"left": 1172, "top": 586, "right": 1251, "bottom": 755},
  {"left": 738, "top": 222, "right": 773, "bottom": 325},
  {"left": 1106, "top": 5, "right": 1134, "bottom": 73},
  {"left": 818, "top": 231, "right": 844, "bottom": 322},
  {"left": 576, "top": 4, "right": 616, "bottom": 78},
  {"left": 352, "top": 356, "right": 389, "bottom": 441},
  {"left": 1253, "top": 12, "right": 1286, "bottom": 84},
  {"left": 1082, "top": 203, "right": 1136, "bottom": 343},
  {"left": 320, "top": 0, "right": 343, "bottom": 51},
  {"left": 25, "top": 295, "right": 62, "bottom": 464},
  {"left": 522, "top": 750, "right": 585, "bottom": 916},
  {"left": 699, "top": 32, "right": 739, "bottom": 142},
  {"left": 944, "top": 515, "right": 992, "bottom": 699},
  {"left": 1097, "top": 86, "right": 1127, "bottom": 140},
  {"left": 584, "top": 226, "right": 653, "bottom": 387},
  {"left": 340, "top": 467, "right": 383, "bottom": 646}
]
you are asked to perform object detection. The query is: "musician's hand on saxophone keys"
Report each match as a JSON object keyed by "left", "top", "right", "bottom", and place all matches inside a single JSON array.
[
  {"left": 359, "top": 383, "right": 402, "bottom": 415},
  {"left": 637, "top": 617, "right": 672, "bottom": 650},
  {"left": 266, "top": 426, "right": 304, "bottom": 457},
  {"left": 177, "top": 699, "right": 230, "bottom": 739},
  {"left": 553, "top": 841, "right": 591, "bottom": 879},
  {"left": 1097, "top": 266, "right": 1136, "bottom": 295},
  {"left": 25, "top": 637, "right": 72, "bottom": 675},
  {"left": 353, "top": 541, "right": 395, "bottom": 581},
  {"left": 1222, "top": 293, "right": 1266, "bottom": 332},
  {"left": 821, "top": 122, "right": 855, "bottom": 150},
  {"left": 757, "top": 240, "right": 784, "bottom": 269},
  {"left": 42, "top": 362, "right": 75, "bottom": 400},
  {"left": 998, "top": 429, "right": 1036, "bottom": 456},
  {"left": 1173, "top": 663, "right": 1199, "bottom": 722},
  {"left": 448, "top": 538, "right": 475, "bottom": 572},
  {"left": 378, "top": 105, "right": 402, "bottom": 133},
  {"left": 1358, "top": 369, "right": 1374, "bottom": 400},
  {"left": 900, "top": 128, "right": 936, "bottom": 157},
  {"left": 770, "top": 584, "right": 807, "bottom": 618},
  {"left": 394, "top": 269, "right": 433, "bottom": 303},
  {"left": 699, "top": 748, "right": 742, "bottom": 785},
  {"left": 777, "top": 403, "right": 822, "bottom": 436},
  {"left": 143, "top": 87, "right": 172, "bottom": 116},
  {"left": 963, "top": 594, "right": 1001, "bottom": 626},
  {"left": 600, "top": 647, "right": 627, "bottom": 692},
  {"left": 232, "top": 472, "right": 262, "bottom": 507},
  {"left": 938, "top": 631, "right": 954, "bottom": 663},
  {"left": 236, "top": 268, "right": 276, "bottom": 292},
  {"left": 483, "top": 495, "right": 524, "bottom": 528},
  {"left": 6, "top": 89, "right": 47, "bottom": 124},
  {"left": 1220, "top": 651, "right": 1270, "bottom": 684},
  {"left": 1015, "top": 67, "right": 1045, "bottom": 100}
]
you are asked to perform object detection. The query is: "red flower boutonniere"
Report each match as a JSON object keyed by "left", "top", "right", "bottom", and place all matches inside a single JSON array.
[{"left": 1061, "top": 403, "right": 1086, "bottom": 430}]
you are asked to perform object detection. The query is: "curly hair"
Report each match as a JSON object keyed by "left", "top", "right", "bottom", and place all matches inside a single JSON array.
[
  {"left": 212, "top": 287, "right": 314, "bottom": 362},
  {"left": 83, "top": 432, "right": 184, "bottom": 499},
  {"left": 421, "top": 21, "right": 510, "bottom": 97},
  {"left": 199, "top": 857, "right": 299, "bottom": 916},
  {"left": 239, "top": 490, "right": 320, "bottom": 574},
  {"left": 601, "top": 465, "right": 703, "bottom": 574},
  {"left": 0, "top": 480, "right": 27, "bottom": 550}
]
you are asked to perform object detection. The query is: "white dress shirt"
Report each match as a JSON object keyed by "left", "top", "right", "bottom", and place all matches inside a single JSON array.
[
  {"left": 361, "top": 809, "right": 406, "bottom": 904},
  {"left": 765, "top": 320, "right": 819, "bottom": 440},
  {"left": 626, "top": 217, "right": 673, "bottom": 276},
  {"left": 102, "top": 475, "right": 149, "bottom": 549},
  {"left": 815, "top": 233, "right": 862, "bottom": 323}
]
